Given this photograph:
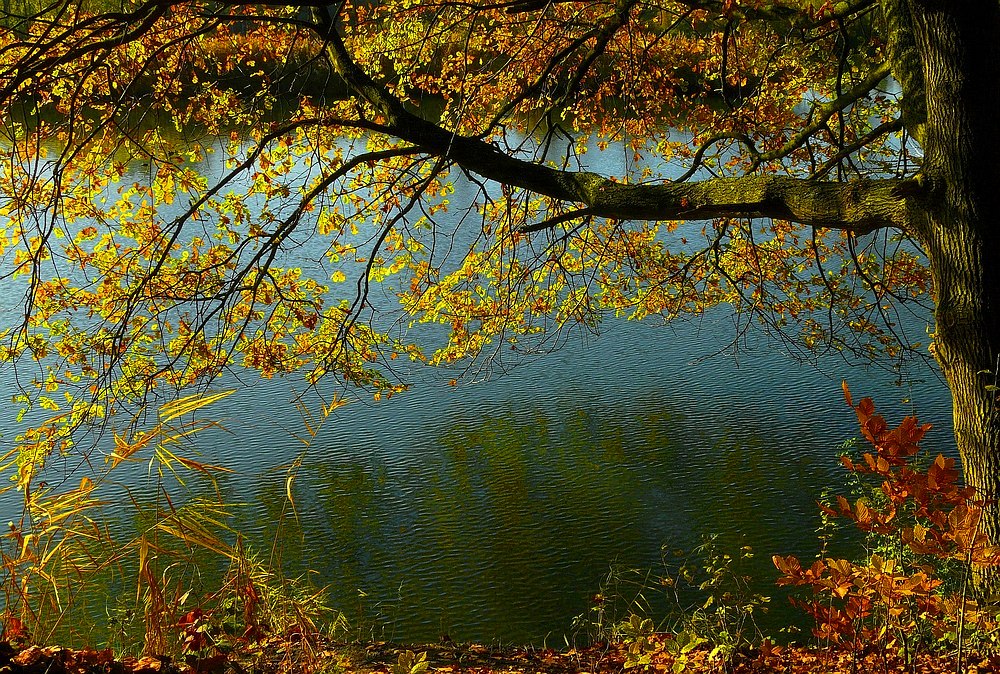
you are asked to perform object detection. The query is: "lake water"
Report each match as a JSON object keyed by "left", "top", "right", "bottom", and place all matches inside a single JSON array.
[
  {"left": 188, "top": 310, "right": 951, "bottom": 645},
  {"left": 0, "top": 130, "right": 953, "bottom": 646}
]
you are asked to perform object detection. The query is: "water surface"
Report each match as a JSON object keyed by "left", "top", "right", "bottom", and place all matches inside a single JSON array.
[{"left": 190, "top": 309, "right": 951, "bottom": 644}]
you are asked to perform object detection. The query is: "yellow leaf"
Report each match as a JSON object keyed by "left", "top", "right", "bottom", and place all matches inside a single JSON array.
[{"left": 159, "top": 389, "right": 235, "bottom": 424}]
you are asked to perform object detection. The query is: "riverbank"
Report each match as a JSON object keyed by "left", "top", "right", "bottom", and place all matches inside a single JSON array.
[{"left": 0, "top": 638, "right": 994, "bottom": 674}]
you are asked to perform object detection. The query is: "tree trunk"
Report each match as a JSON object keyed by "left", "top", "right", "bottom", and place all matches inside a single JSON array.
[{"left": 912, "top": 1, "right": 1000, "bottom": 575}]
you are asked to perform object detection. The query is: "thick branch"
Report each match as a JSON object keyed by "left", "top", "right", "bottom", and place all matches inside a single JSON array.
[
  {"left": 317, "top": 6, "right": 917, "bottom": 235},
  {"left": 882, "top": 0, "right": 926, "bottom": 145},
  {"left": 390, "top": 108, "right": 917, "bottom": 233},
  {"left": 517, "top": 175, "right": 917, "bottom": 233}
]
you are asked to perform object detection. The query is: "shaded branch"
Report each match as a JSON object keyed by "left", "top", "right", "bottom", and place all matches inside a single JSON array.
[
  {"left": 673, "top": 132, "right": 759, "bottom": 183},
  {"left": 520, "top": 207, "right": 596, "bottom": 233},
  {"left": 317, "top": 12, "right": 917, "bottom": 235},
  {"left": 813, "top": 118, "right": 905, "bottom": 179},
  {"left": 882, "top": 0, "right": 926, "bottom": 145},
  {"left": 0, "top": 0, "right": 168, "bottom": 103}
]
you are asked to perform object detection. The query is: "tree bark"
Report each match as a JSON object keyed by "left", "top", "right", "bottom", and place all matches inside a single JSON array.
[{"left": 910, "top": 0, "right": 1000, "bottom": 572}]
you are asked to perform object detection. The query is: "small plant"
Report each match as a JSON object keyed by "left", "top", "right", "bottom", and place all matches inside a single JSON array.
[
  {"left": 575, "top": 536, "right": 769, "bottom": 671},
  {"left": 660, "top": 629, "right": 706, "bottom": 674},
  {"left": 568, "top": 561, "right": 656, "bottom": 647},
  {"left": 104, "top": 603, "right": 143, "bottom": 657},
  {"left": 616, "top": 614, "right": 658, "bottom": 668},
  {"left": 659, "top": 536, "right": 769, "bottom": 668},
  {"left": 390, "top": 650, "right": 429, "bottom": 674},
  {"left": 169, "top": 546, "right": 344, "bottom": 674}
]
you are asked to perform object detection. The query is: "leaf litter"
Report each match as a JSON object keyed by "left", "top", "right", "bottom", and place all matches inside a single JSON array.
[{"left": 1, "top": 638, "right": 997, "bottom": 674}]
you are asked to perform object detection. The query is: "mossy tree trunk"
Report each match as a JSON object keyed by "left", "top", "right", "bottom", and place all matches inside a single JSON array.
[{"left": 910, "top": 1, "right": 1000, "bottom": 578}]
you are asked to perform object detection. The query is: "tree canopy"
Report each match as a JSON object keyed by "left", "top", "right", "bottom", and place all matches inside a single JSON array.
[
  {"left": 13, "top": 0, "right": 1000, "bottom": 653},
  {"left": 0, "top": 0, "right": 935, "bottom": 413}
]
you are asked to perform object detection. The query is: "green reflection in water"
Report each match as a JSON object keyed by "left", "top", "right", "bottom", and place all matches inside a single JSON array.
[
  {"left": 223, "top": 391, "right": 848, "bottom": 645},
  {"left": 23, "top": 388, "right": 860, "bottom": 648}
]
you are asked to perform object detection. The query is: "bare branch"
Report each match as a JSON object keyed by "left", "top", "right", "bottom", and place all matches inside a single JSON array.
[
  {"left": 519, "top": 207, "right": 596, "bottom": 233},
  {"left": 813, "top": 118, "right": 905, "bottom": 179}
]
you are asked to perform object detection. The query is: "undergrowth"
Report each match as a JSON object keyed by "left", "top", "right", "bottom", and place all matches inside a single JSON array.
[
  {"left": 0, "top": 390, "right": 346, "bottom": 669},
  {"left": 571, "top": 385, "right": 1000, "bottom": 672},
  {"left": 570, "top": 535, "right": 769, "bottom": 671},
  {"left": 774, "top": 385, "right": 1000, "bottom": 669}
]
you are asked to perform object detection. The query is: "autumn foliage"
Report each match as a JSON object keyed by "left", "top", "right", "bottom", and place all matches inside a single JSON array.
[
  {"left": 0, "top": 0, "right": 934, "bottom": 436},
  {"left": 774, "top": 385, "right": 1000, "bottom": 660}
]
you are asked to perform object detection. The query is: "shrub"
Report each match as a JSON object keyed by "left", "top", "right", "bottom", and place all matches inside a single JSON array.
[{"left": 774, "top": 384, "right": 1000, "bottom": 662}]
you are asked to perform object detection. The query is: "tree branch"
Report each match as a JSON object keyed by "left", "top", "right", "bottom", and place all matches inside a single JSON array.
[
  {"left": 519, "top": 207, "right": 596, "bottom": 233},
  {"left": 813, "top": 118, "right": 905, "bottom": 179},
  {"left": 518, "top": 174, "right": 917, "bottom": 234},
  {"left": 314, "top": 4, "right": 917, "bottom": 235},
  {"left": 750, "top": 61, "right": 891, "bottom": 169},
  {"left": 882, "top": 0, "right": 926, "bottom": 145}
]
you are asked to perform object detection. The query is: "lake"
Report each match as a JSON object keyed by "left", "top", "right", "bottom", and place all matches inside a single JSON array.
[
  {"left": 184, "top": 306, "right": 950, "bottom": 645},
  {"left": 0, "top": 128, "right": 953, "bottom": 646}
]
